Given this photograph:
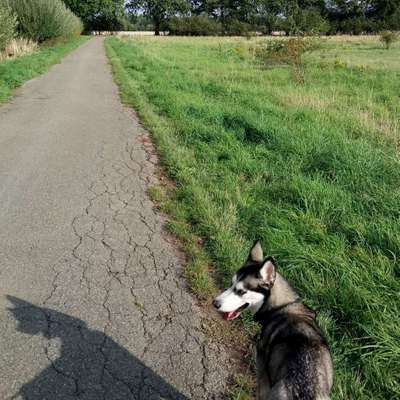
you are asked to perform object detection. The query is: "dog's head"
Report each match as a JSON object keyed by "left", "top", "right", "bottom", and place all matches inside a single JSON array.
[{"left": 213, "top": 241, "right": 276, "bottom": 320}]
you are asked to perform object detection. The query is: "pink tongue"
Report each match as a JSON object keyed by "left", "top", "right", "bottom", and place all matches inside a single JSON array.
[{"left": 223, "top": 311, "right": 240, "bottom": 320}]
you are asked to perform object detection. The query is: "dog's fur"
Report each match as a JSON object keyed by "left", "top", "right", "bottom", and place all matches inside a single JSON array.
[{"left": 213, "top": 241, "right": 333, "bottom": 400}]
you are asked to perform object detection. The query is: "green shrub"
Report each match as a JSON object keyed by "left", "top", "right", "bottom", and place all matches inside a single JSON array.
[
  {"left": 0, "top": 3, "right": 17, "bottom": 51},
  {"left": 224, "top": 20, "right": 252, "bottom": 36},
  {"left": 168, "top": 16, "right": 222, "bottom": 36},
  {"left": 4, "top": 0, "right": 82, "bottom": 42},
  {"left": 380, "top": 31, "right": 399, "bottom": 50},
  {"left": 254, "top": 37, "right": 320, "bottom": 83},
  {"left": 334, "top": 16, "right": 378, "bottom": 35}
]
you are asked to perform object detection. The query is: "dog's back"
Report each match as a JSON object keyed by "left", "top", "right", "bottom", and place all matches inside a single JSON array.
[{"left": 256, "top": 303, "right": 333, "bottom": 400}]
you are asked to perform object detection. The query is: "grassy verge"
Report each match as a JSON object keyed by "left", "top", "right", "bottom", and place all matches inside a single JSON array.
[
  {"left": 0, "top": 36, "right": 90, "bottom": 103},
  {"left": 105, "top": 36, "right": 400, "bottom": 400}
]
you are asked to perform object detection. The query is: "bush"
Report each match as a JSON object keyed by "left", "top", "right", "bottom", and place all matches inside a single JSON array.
[
  {"left": 0, "top": 3, "right": 17, "bottom": 51},
  {"left": 224, "top": 20, "right": 252, "bottom": 36},
  {"left": 254, "top": 37, "right": 320, "bottom": 83},
  {"left": 168, "top": 16, "right": 256, "bottom": 37},
  {"left": 380, "top": 31, "right": 399, "bottom": 50},
  {"left": 168, "top": 16, "right": 222, "bottom": 36},
  {"left": 4, "top": 0, "right": 82, "bottom": 42},
  {"left": 334, "top": 16, "right": 379, "bottom": 34}
]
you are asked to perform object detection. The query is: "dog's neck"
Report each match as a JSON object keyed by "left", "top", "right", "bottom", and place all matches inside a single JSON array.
[{"left": 250, "top": 272, "right": 299, "bottom": 315}]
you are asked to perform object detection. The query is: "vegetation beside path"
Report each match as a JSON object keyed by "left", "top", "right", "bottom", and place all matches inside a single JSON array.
[
  {"left": 105, "top": 36, "right": 400, "bottom": 400},
  {"left": 0, "top": 36, "right": 89, "bottom": 103}
]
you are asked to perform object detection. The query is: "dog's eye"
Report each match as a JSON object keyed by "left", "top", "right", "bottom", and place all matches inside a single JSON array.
[{"left": 235, "top": 289, "right": 247, "bottom": 296}]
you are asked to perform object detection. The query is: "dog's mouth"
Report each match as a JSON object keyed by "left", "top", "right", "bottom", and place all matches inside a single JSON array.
[{"left": 222, "top": 303, "right": 249, "bottom": 321}]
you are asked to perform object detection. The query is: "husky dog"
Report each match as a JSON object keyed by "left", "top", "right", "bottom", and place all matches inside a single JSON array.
[{"left": 213, "top": 241, "right": 333, "bottom": 400}]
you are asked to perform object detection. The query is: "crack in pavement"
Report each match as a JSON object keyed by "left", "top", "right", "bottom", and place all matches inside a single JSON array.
[{"left": 0, "top": 38, "right": 231, "bottom": 399}]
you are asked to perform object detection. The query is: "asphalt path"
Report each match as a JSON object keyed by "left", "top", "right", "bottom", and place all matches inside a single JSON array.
[{"left": 0, "top": 37, "right": 229, "bottom": 400}]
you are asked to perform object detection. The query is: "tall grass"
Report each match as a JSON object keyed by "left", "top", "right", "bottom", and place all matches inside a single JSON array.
[
  {"left": 3, "top": 0, "right": 83, "bottom": 42},
  {"left": 105, "top": 36, "right": 400, "bottom": 400},
  {"left": 0, "top": 38, "right": 38, "bottom": 61}
]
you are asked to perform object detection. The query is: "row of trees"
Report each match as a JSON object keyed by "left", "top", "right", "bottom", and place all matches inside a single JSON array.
[
  {"left": 61, "top": 0, "right": 400, "bottom": 35},
  {"left": 62, "top": 0, "right": 126, "bottom": 31}
]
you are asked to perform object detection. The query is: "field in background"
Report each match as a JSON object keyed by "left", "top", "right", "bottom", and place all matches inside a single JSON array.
[
  {"left": 105, "top": 35, "right": 400, "bottom": 399},
  {"left": 92, "top": 31, "right": 162, "bottom": 36},
  {"left": 0, "top": 36, "right": 89, "bottom": 103},
  {"left": 312, "top": 35, "right": 400, "bottom": 70}
]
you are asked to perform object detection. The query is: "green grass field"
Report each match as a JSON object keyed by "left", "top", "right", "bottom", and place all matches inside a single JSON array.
[
  {"left": 105, "top": 35, "right": 400, "bottom": 399},
  {"left": 0, "top": 36, "right": 89, "bottom": 103}
]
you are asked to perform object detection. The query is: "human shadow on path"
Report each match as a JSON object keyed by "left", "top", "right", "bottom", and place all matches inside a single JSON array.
[{"left": 7, "top": 296, "right": 188, "bottom": 400}]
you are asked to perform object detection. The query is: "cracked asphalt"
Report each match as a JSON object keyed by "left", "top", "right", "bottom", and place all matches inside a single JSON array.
[{"left": 0, "top": 38, "right": 230, "bottom": 399}]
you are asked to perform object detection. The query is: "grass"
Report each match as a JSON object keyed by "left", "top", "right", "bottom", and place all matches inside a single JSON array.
[
  {"left": 0, "top": 36, "right": 89, "bottom": 103},
  {"left": 105, "top": 35, "right": 400, "bottom": 399}
]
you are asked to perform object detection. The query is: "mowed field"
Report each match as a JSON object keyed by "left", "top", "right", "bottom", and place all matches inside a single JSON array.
[{"left": 105, "top": 36, "right": 400, "bottom": 399}]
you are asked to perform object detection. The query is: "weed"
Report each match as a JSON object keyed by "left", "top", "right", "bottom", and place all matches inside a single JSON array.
[
  {"left": 228, "top": 373, "right": 256, "bottom": 400},
  {"left": 333, "top": 57, "right": 347, "bottom": 68}
]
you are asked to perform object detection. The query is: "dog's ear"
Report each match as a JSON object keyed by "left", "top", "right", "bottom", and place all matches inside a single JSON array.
[
  {"left": 259, "top": 258, "right": 276, "bottom": 287},
  {"left": 248, "top": 241, "right": 263, "bottom": 263}
]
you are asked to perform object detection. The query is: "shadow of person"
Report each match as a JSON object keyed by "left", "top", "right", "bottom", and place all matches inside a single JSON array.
[{"left": 7, "top": 296, "right": 188, "bottom": 400}]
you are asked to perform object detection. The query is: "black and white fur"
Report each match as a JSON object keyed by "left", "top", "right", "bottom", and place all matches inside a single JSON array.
[{"left": 213, "top": 241, "right": 333, "bottom": 400}]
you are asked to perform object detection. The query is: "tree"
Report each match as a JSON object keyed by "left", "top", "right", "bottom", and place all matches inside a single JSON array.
[
  {"left": 127, "top": 0, "right": 188, "bottom": 35},
  {"left": 63, "top": 0, "right": 125, "bottom": 31},
  {"left": 367, "top": 0, "right": 400, "bottom": 30},
  {"left": 257, "top": 0, "right": 286, "bottom": 34}
]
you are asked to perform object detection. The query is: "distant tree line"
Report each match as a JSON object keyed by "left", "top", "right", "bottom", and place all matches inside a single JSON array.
[{"left": 62, "top": 0, "right": 400, "bottom": 35}]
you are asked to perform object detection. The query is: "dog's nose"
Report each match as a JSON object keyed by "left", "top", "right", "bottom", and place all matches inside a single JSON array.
[{"left": 212, "top": 299, "right": 221, "bottom": 309}]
